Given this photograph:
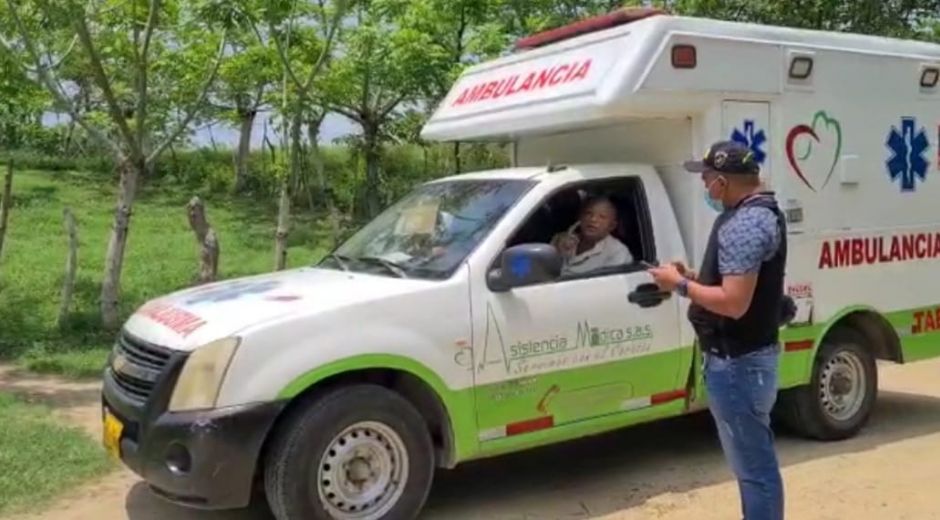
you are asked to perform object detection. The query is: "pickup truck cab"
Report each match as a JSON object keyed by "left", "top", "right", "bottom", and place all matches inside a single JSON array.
[{"left": 102, "top": 8, "right": 940, "bottom": 520}]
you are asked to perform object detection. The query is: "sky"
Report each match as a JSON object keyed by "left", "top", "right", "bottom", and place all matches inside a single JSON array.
[{"left": 190, "top": 111, "right": 359, "bottom": 149}]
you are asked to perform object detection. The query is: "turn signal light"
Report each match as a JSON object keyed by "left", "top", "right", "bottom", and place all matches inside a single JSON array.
[{"left": 672, "top": 44, "right": 697, "bottom": 69}]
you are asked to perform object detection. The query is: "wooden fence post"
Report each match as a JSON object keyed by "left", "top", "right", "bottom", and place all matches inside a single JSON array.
[
  {"left": 187, "top": 196, "right": 219, "bottom": 284},
  {"left": 58, "top": 208, "right": 78, "bottom": 328},
  {"left": 0, "top": 161, "right": 14, "bottom": 262}
]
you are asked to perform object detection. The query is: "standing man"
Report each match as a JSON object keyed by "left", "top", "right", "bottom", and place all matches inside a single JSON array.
[{"left": 649, "top": 141, "right": 786, "bottom": 520}]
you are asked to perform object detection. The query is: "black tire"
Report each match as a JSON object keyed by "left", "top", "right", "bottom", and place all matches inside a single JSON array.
[
  {"left": 264, "top": 384, "right": 434, "bottom": 520},
  {"left": 776, "top": 328, "right": 878, "bottom": 441}
]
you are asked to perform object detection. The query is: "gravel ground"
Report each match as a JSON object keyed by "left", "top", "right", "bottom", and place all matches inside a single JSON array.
[{"left": 2, "top": 358, "right": 938, "bottom": 520}]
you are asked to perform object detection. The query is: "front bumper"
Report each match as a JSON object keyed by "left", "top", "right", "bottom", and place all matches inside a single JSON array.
[{"left": 102, "top": 364, "right": 286, "bottom": 509}]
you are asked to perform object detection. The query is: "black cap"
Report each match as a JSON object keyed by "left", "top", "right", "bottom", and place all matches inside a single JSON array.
[{"left": 684, "top": 140, "right": 760, "bottom": 175}]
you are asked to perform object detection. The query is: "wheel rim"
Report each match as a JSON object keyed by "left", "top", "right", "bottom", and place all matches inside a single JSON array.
[
  {"left": 818, "top": 350, "right": 867, "bottom": 422},
  {"left": 317, "top": 421, "right": 409, "bottom": 520}
]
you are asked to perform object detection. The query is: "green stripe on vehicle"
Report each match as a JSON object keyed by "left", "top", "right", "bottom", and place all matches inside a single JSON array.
[
  {"left": 275, "top": 304, "right": 940, "bottom": 465},
  {"left": 777, "top": 304, "right": 940, "bottom": 387},
  {"left": 472, "top": 347, "right": 693, "bottom": 433},
  {"left": 471, "top": 396, "right": 688, "bottom": 461},
  {"left": 277, "top": 354, "right": 478, "bottom": 462}
]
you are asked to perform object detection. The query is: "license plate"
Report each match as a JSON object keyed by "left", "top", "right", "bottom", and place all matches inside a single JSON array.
[{"left": 102, "top": 408, "right": 124, "bottom": 459}]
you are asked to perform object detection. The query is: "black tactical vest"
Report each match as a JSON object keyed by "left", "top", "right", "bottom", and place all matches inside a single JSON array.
[{"left": 688, "top": 192, "right": 787, "bottom": 358}]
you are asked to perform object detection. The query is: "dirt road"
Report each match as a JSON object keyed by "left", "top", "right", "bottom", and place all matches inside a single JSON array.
[{"left": 2, "top": 359, "right": 939, "bottom": 520}]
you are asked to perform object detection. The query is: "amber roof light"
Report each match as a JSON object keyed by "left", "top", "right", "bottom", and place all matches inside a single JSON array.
[{"left": 514, "top": 7, "right": 667, "bottom": 51}]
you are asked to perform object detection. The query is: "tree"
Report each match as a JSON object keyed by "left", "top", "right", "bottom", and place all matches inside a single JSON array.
[
  {"left": 320, "top": 0, "right": 449, "bottom": 217},
  {"left": 497, "top": 0, "right": 627, "bottom": 36},
  {"left": 213, "top": 24, "right": 279, "bottom": 192},
  {"left": 396, "top": 0, "right": 504, "bottom": 173},
  {"left": 0, "top": 0, "right": 230, "bottom": 328},
  {"left": 667, "top": 0, "right": 940, "bottom": 39},
  {"left": 0, "top": 44, "right": 47, "bottom": 148},
  {"left": 496, "top": 0, "right": 940, "bottom": 43},
  {"left": 245, "top": 0, "right": 347, "bottom": 268}
]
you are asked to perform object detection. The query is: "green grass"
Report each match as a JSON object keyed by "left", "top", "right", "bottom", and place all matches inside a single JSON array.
[
  {"left": 0, "top": 392, "right": 112, "bottom": 515},
  {"left": 0, "top": 169, "right": 334, "bottom": 371},
  {"left": 20, "top": 347, "right": 112, "bottom": 379}
]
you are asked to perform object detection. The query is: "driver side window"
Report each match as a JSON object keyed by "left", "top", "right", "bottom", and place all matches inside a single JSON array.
[{"left": 504, "top": 177, "right": 656, "bottom": 281}]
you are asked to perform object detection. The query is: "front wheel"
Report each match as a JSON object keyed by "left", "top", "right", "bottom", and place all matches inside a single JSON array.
[
  {"left": 264, "top": 384, "right": 434, "bottom": 520},
  {"left": 776, "top": 328, "right": 878, "bottom": 440}
]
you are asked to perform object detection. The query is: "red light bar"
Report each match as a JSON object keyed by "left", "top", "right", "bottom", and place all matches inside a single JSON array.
[{"left": 515, "top": 7, "right": 666, "bottom": 51}]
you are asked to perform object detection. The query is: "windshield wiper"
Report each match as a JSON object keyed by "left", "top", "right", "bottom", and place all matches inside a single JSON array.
[
  {"left": 321, "top": 253, "right": 352, "bottom": 271},
  {"left": 356, "top": 256, "right": 410, "bottom": 278}
]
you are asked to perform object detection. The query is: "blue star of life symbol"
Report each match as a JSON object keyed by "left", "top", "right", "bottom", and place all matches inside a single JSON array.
[
  {"left": 509, "top": 254, "right": 531, "bottom": 279},
  {"left": 185, "top": 280, "right": 280, "bottom": 305},
  {"left": 886, "top": 117, "right": 930, "bottom": 192},
  {"left": 730, "top": 120, "right": 767, "bottom": 164}
]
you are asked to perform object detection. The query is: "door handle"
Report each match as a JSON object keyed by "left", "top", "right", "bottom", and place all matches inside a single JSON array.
[{"left": 628, "top": 283, "right": 672, "bottom": 308}]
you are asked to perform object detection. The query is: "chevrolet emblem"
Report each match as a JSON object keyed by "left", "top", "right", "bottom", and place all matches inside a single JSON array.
[
  {"left": 111, "top": 353, "right": 129, "bottom": 373},
  {"left": 111, "top": 352, "right": 160, "bottom": 383}
]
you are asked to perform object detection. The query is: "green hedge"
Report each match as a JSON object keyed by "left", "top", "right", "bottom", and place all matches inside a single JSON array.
[{"left": 1, "top": 141, "right": 511, "bottom": 213}]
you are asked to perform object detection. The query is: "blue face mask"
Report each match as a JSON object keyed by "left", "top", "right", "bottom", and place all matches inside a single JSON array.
[
  {"left": 704, "top": 191, "right": 724, "bottom": 212},
  {"left": 704, "top": 177, "right": 725, "bottom": 212}
]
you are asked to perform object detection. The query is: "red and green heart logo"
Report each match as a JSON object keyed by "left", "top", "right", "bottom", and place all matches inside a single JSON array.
[{"left": 785, "top": 111, "right": 843, "bottom": 192}]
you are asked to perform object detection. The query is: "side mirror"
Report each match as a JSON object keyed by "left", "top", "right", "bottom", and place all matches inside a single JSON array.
[{"left": 488, "top": 243, "right": 563, "bottom": 292}]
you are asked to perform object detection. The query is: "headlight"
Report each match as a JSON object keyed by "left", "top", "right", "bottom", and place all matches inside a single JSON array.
[{"left": 168, "top": 337, "right": 240, "bottom": 412}]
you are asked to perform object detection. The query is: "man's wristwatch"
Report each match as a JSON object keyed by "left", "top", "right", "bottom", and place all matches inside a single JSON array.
[{"left": 676, "top": 278, "right": 690, "bottom": 298}]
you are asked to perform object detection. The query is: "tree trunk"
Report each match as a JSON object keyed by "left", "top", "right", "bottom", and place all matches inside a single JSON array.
[
  {"left": 234, "top": 108, "right": 256, "bottom": 193},
  {"left": 307, "top": 119, "right": 341, "bottom": 246},
  {"left": 306, "top": 116, "right": 326, "bottom": 201},
  {"left": 168, "top": 143, "right": 180, "bottom": 182},
  {"left": 294, "top": 140, "right": 313, "bottom": 210},
  {"left": 63, "top": 120, "right": 76, "bottom": 157},
  {"left": 274, "top": 113, "right": 302, "bottom": 271},
  {"left": 100, "top": 159, "right": 141, "bottom": 329},
  {"left": 423, "top": 145, "right": 429, "bottom": 177},
  {"left": 58, "top": 207, "right": 79, "bottom": 328},
  {"left": 453, "top": 141, "right": 462, "bottom": 174},
  {"left": 187, "top": 196, "right": 219, "bottom": 284},
  {"left": 261, "top": 119, "right": 271, "bottom": 182},
  {"left": 363, "top": 125, "right": 382, "bottom": 218},
  {"left": 0, "top": 161, "right": 13, "bottom": 263},
  {"left": 274, "top": 177, "right": 291, "bottom": 271},
  {"left": 207, "top": 122, "right": 219, "bottom": 151}
]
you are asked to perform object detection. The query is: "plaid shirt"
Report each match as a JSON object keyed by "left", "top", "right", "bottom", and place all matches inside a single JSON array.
[{"left": 718, "top": 205, "right": 781, "bottom": 276}]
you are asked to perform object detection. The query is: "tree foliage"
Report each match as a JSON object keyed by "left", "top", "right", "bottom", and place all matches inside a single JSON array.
[
  {"left": 0, "top": 0, "right": 232, "bottom": 327},
  {"left": 0, "top": 0, "right": 938, "bottom": 327},
  {"left": 668, "top": 0, "right": 940, "bottom": 40},
  {"left": 316, "top": 0, "right": 450, "bottom": 216}
]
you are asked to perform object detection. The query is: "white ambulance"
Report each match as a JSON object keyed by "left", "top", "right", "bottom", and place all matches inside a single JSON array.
[{"left": 101, "top": 8, "right": 940, "bottom": 520}]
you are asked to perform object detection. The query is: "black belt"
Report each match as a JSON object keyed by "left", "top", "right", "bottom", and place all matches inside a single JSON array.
[{"left": 703, "top": 341, "right": 776, "bottom": 359}]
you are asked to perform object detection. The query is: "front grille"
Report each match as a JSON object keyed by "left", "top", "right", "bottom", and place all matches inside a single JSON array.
[
  {"left": 119, "top": 332, "right": 171, "bottom": 369},
  {"left": 110, "top": 332, "right": 172, "bottom": 403}
]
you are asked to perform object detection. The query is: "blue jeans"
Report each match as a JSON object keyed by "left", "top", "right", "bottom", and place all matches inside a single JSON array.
[{"left": 704, "top": 344, "right": 784, "bottom": 520}]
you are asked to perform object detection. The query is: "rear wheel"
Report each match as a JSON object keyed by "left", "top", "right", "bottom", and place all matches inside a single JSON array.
[
  {"left": 777, "top": 328, "right": 878, "bottom": 440},
  {"left": 264, "top": 384, "right": 434, "bottom": 520}
]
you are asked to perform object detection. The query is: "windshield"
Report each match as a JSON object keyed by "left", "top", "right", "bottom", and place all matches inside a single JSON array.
[{"left": 324, "top": 179, "right": 534, "bottom": 280}]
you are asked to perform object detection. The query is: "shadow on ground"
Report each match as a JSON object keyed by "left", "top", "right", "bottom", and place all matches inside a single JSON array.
[{"left": 117, "top": 390, "right": 940, "bottom": 520}]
